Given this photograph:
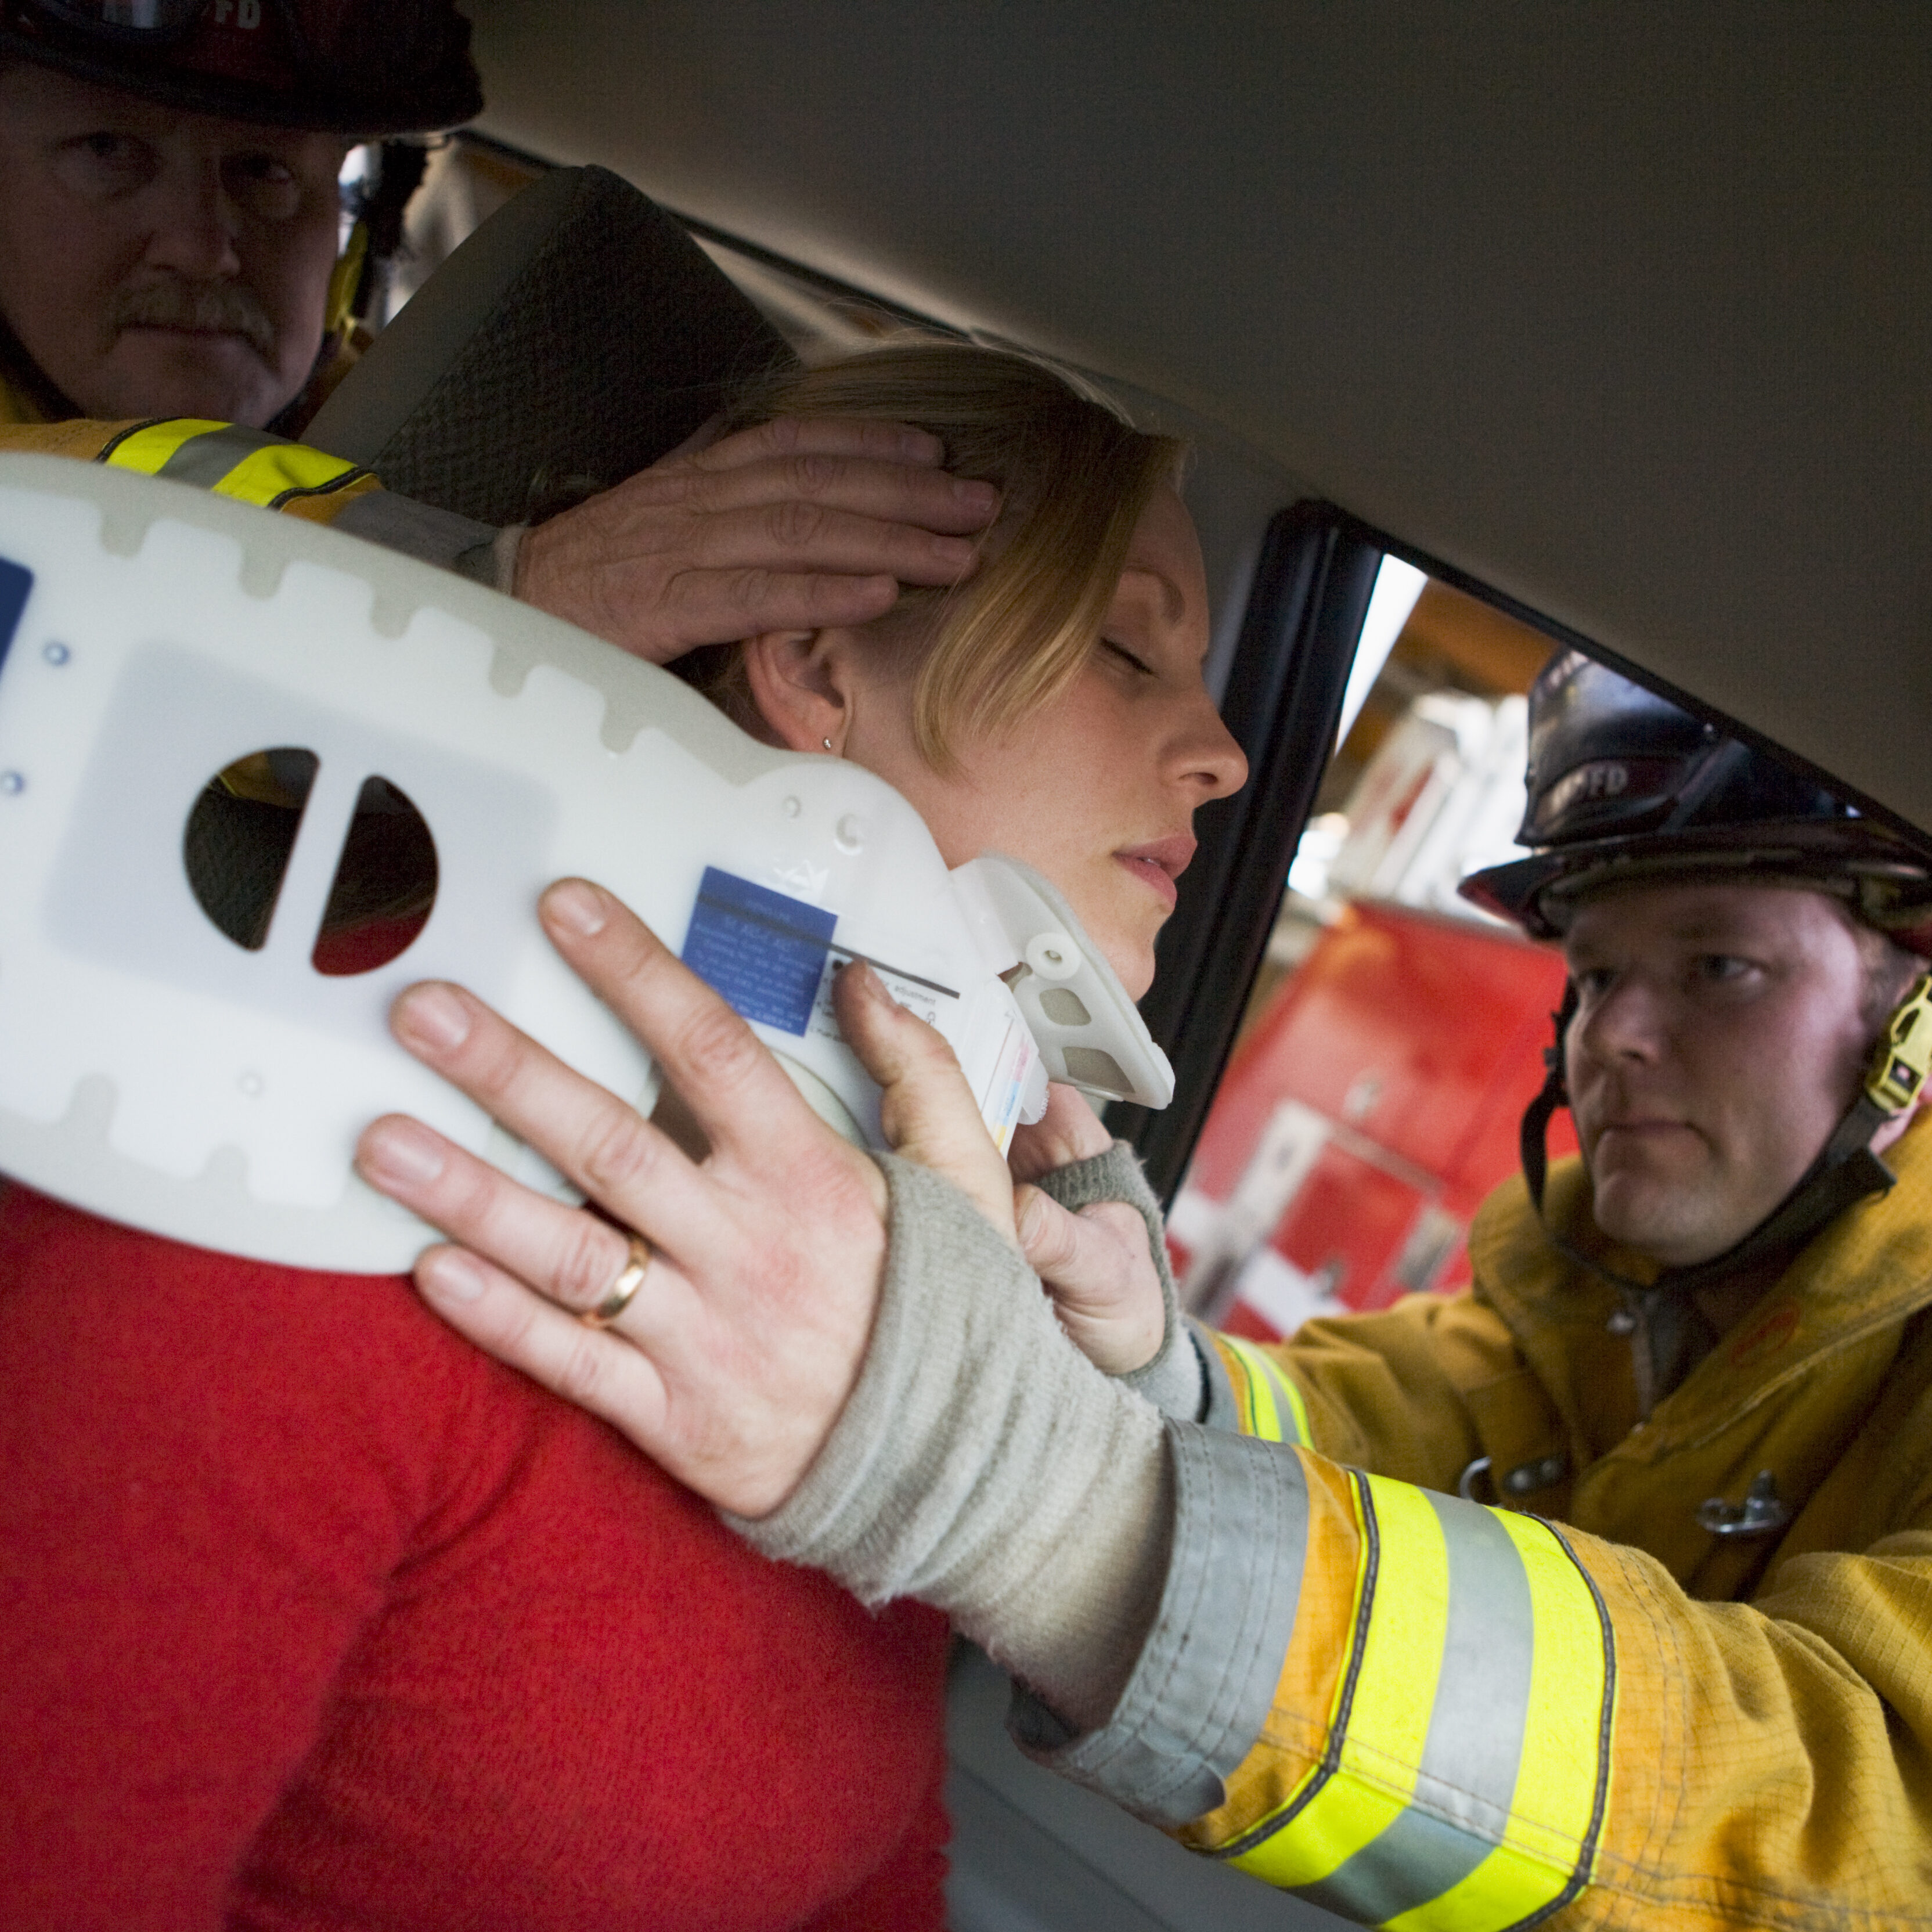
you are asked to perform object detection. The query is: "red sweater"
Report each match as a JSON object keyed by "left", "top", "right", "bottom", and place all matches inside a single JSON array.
[{"left": 0, "top": 1187, "right": 951, "bottom": 1931}]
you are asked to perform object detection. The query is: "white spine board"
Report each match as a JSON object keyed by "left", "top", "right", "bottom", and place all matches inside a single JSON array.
[{"left": 0, "top": 457, "right": 1041, "bottom": 1273}]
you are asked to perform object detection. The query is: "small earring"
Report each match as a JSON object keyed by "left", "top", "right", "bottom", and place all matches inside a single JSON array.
[{"left": 823, "top": 737, "right": 835, "bottom": 752}]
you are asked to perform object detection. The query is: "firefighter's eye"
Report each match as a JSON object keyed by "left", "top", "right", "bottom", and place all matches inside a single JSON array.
[
  {"left": 1694, "top": 953, "right": 1754, "bottom": 985},
  {"left": 57, "top": 131, "right": 158, "bottom": 193},
  {"left": 224, "top": 153, "right": 303, "bottom": 219},
  {"left": 83, "top": 132, "right": 143, "bottom": 164},
  {"left": 234, "top": 152, "right": 294, "bottom": 180},
  {"left": 1570, "top": 966, "right": 1616, "bottom": 999}
]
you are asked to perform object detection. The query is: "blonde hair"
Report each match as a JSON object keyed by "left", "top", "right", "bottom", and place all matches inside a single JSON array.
[{"left": 688, "top": 340, "right": 1184, "bottom": 768}]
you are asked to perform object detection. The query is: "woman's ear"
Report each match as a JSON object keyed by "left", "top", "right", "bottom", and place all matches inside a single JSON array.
[{"left": 742, "top": 629, "right": 862, "bottom": 756}]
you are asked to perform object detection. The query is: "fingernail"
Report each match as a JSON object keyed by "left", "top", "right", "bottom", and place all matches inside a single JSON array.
[
  {"left": 420, "top": 1249, "right": 486, "bottom": 1303},
  {"left": 1017, "top": 1193, "right": 1046, "bottom": 1245},
  {"left": 394, "top": 983, "right": 470, "bottom": 1052},
  {"left": 954, "top": 479, "right": 999, "bottom": 513},
  {"left": 544, "top": 878, "right": 607, "bottom": 938},
  {"left": 933, "top": 535, "right": 976, "bottom": 567},
  {"left": 361, "top": 1119, "right": 445, "bottom": 1188},
  {"left": 846, "top": 958, "right": 887, "bottom": 1004}
]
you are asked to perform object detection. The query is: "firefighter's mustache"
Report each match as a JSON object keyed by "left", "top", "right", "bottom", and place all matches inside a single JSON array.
[{"left": 111, "top": 282, "right": 277, "bottom": 358}]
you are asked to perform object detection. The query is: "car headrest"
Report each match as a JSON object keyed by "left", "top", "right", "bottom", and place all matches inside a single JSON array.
[{"left": 305, "top": 164, "right": 795, "bottom": 526}]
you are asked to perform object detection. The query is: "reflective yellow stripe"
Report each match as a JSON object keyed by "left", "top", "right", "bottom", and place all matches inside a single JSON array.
[
  {"left": 1219, "top": 1463, "right": 1379, "bottom": 1863},
  {"left": 1227, "top": 1482, "right": 1614, "bottom": 1929},
  {"left": 1219, "top": 1332, "right": 1313, "bottom": 1445},
  {"left": 99, "top": 419, "right": 362, "bottom": 508},
  {"left": 206, "top": 438, "right": 360, "bottom": 506},
  {"left": 99, "top": 418, "right": 229, "bottom": 475},
  {"left": 1231, "top": 1475, "right": 1442, "bottom": 1890}
]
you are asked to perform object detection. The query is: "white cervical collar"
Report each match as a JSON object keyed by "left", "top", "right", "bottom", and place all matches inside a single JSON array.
[{"left": 0, "top": 456, "right": 1172, "bottom": 1272}]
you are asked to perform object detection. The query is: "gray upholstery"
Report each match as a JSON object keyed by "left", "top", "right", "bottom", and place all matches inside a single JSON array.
[{"left": 307, "top": 165, "right": 793, "bottom": 525}]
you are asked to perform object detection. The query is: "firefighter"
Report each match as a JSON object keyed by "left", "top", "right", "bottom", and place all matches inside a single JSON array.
[
  {"left": 367, "top": 648, "right": 1932, "bottom": 1926},
  {"left": 0, "top": 0, "right": 482, "bottom": 431},
  {"left": 0, "top": 2, "right": 996, "bottom": 657}
]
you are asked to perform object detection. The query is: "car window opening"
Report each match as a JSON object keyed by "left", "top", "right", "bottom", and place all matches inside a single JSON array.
[{"left": 1170, "top": 569, "right": 1577, "bottom": 1337}]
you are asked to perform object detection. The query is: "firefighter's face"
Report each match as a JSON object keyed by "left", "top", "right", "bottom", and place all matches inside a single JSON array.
[
  {"left": 0, "top": 64, "right": 347, "bottom": 427},
  {"left": 1563, "top": 882, "right": 1879, "bottom": 1267}
]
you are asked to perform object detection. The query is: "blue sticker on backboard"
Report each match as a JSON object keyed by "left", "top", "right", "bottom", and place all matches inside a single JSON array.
[
  {"left": 0, "top": 556, "right": 32, "bottom": 680},
  {"left": 682, "top": 866, "right": 837, "bottom": 1036}
]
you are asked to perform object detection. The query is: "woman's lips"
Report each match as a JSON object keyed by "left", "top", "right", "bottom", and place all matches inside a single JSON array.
[
  {"left": 1116, "top": 855, "right": 1178, "bottom": 910},
  {"left": 1114, "top": 836, "right": 1196, "bottom": 913}
]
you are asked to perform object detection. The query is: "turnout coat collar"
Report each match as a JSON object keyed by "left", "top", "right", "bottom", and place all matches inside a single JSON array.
[{"left": 1468, "top": 1116, "right": 1932, "bottom": 1598}]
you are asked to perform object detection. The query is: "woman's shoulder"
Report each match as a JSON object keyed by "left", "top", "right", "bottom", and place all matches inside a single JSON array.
[
  {"left": 0, "top": 1183, "right": 535, "bottom": 1515},
  {"left": 1, "top": 1183, "right": 469, "bottom": 1360}
]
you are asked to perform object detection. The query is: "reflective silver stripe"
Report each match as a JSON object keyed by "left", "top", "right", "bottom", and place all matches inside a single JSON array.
[
  {"left": 1288, "top": 1491, "right": 1536, "bottom": 1922},
  {"left": 329, "top": 489, "right": 496, "bottom": 569},
  {"left": 154, "top": 421, "right": 283, "bottom": 490}
]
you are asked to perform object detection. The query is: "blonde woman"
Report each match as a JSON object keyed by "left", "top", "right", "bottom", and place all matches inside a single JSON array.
[{"left": 2, "top": 342, "right": 1242, "bottom": 1929}]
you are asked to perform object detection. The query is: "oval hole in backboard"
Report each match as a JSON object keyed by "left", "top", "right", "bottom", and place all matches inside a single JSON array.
[
  {"left": 311, "top": 774, "right": 438, "bottom": 976},
  {"left": 182, "top": 746, "right": 319, "bottom": 951}
]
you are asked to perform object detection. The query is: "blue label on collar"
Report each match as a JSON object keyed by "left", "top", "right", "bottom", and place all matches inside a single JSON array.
[
  {"left": 682, "top": 866, "right": 837, "bottom": 1037},
  {"left": 0, "top": 556, "right": 32, "bottom": 681}
]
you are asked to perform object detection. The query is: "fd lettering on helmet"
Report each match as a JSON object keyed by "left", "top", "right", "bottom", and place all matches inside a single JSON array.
[
  {"left": 211, "top": 0, "right": 264, "bottom": 28},
  {"left": 1544, "top": 759, "right": 1631, "bottom": 819}
]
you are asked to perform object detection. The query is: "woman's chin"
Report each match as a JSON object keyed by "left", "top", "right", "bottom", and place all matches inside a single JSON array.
[
  {"left": 1105, "top": 938, "right": 1157, "bottom": 1002},
  {"left": 1051, "top": 879, "right": 1159, "bottom": 997}
]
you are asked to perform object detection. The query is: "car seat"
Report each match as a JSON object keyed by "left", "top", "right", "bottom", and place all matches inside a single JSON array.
[{"left": 306, "top": 163, "right": 795, "bottom": 526}]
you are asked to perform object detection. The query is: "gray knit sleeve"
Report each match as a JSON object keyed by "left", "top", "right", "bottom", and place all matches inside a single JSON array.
[
  {"left": 724, "top": 1152, "right": 1058, "bottom": 1601},
  {"left": 728, "top": 1154, "right": 1173, "bottom": 1733},
  {"left": 1036, "top": 1141, "right": 1206, "bottom": 1422},
  {"left": 724, "top": 1154, "right": 1295, "bottom": 1793}
]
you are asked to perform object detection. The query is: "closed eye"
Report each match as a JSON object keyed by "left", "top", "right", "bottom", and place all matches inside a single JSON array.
[{"left": 1102, "top": 639, "right": 1155, "bottom": 677}]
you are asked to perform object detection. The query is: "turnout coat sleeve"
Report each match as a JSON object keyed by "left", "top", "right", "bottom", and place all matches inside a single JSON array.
[
  {"left": 1034, "top": 1142, "right": 1932, "bottom": 1927},
  {"left": 0, "top": 416, "right": 503, "bottom": 572}
]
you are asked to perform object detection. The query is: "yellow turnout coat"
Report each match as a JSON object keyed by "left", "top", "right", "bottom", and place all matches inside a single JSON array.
[{"left": 1188, "top": 1120, "right": 1932, "bottom": 1926}]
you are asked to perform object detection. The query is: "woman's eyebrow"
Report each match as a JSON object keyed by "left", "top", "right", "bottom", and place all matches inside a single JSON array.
[{"left": 1118, "top": 565, "right": 1184, "bottom": 623}]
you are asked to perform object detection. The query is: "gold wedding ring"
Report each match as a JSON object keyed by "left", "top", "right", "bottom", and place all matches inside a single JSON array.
[{"left": 581, "top": 1230, "right": 653, "bottom": 1328}]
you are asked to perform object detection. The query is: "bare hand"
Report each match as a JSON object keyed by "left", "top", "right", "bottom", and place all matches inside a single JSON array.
[
  {"left": 1012, "top": 1085, "right": 1168, "bottom": 1375},
  {"left": 513, "top": 416, "right": 999, "bottom": 660},
  {"left": 353, "top": 880, "right": 1013, "bottom": 1518}
]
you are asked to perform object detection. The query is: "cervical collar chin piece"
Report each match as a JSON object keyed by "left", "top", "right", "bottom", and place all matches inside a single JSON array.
[{"left": 0, "top": 456, "right": 1170, "bottom": 1273}]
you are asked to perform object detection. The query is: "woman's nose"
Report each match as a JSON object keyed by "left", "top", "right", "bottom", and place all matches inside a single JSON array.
[{"left": 1172, "top": 690, "right": 1248, "bottom": 801}]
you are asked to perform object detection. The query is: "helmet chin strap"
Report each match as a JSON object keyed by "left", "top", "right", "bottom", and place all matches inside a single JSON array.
[
  {"left": 1522, "top": 974, "right": 1932, "bottom": 1307},
  {"left": 1517, "top": 979, "right": 1577, "bottom": 1231}
]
